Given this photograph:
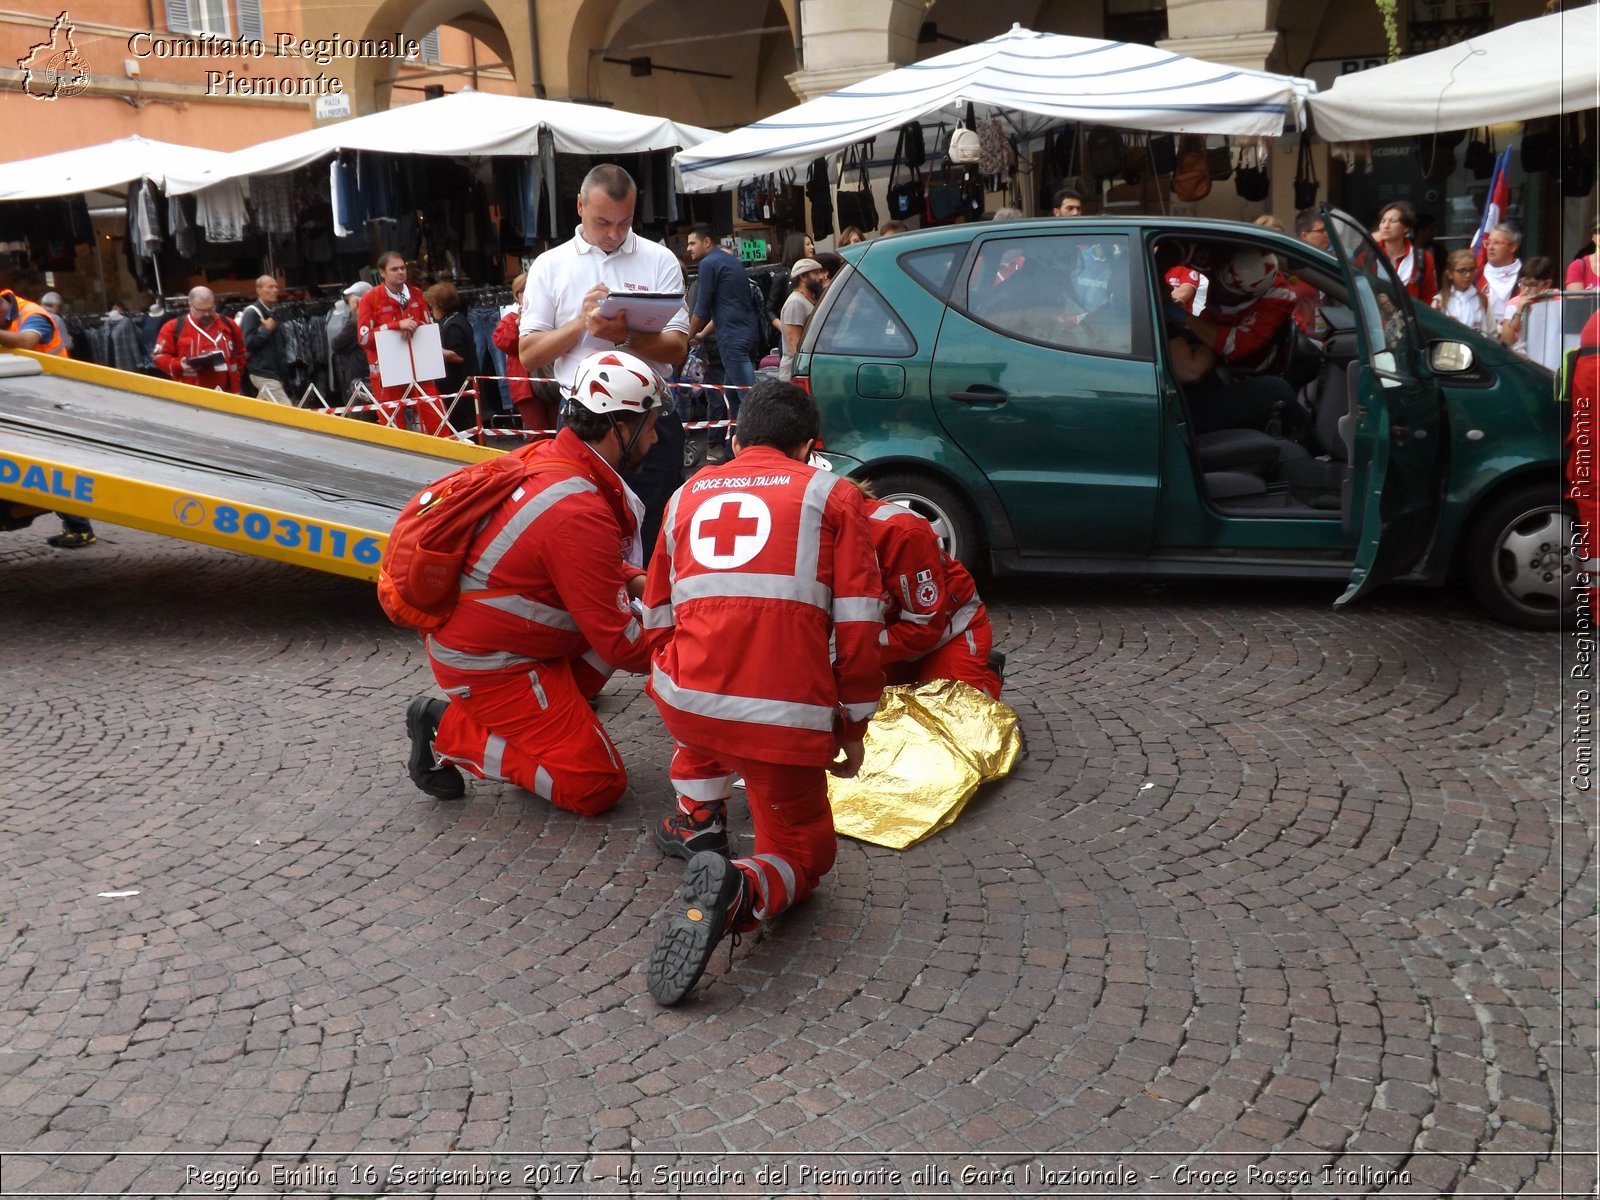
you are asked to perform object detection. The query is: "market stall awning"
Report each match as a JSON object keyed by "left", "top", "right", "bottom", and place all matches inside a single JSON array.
[
  {"left": 674, "top": 24, "right": 1315, "bottom": 193},
  {"left": 0, "top": 136, "right": 233, "bottom": 203},
  {"left": 1309, "top": 7, "right": 1599, "bottom": 142},
  {"left": 165, "top": 90, "right": 716, "bottom": 196}
]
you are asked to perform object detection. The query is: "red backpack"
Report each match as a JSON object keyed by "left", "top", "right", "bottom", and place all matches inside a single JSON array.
[{"left": 377, "top": 445, "right": 581, "bottom": 631}]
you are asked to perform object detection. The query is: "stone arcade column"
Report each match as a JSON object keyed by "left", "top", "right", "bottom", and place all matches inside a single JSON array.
[{"left": 785, "top": 0, "right": 927, "bottom": 101}]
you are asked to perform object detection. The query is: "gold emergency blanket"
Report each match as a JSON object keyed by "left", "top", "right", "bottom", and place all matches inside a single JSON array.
[{"left": 828, "top": 679, "right": 1023, "bottom": 850}]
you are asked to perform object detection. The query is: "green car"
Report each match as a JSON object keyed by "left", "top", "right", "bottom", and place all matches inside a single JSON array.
[{"left": 795, "top": 210, "right": 1574, "bottom": 629}]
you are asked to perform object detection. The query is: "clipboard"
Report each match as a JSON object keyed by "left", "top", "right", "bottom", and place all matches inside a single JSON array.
[
  {"left": 596, "top": 292, "right": 685, "bottom": 333},
  {"left": 183, "top": 351, "right": 226, "bottom": 372},
  {"left": 375, "top": 324, "right": 446, "bottom": 387}
]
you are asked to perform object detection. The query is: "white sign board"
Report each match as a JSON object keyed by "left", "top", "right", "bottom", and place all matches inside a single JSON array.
[
  {"left": 315, "top": 94, "right": 352, "bottom": 121},
  {"left": 375, "top": 324, "right": 445, "bottom": 387}
]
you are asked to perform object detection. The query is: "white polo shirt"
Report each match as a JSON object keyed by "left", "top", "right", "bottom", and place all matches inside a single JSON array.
[{"left": 519, "top": 228, "right": 689, "bottom": 390}]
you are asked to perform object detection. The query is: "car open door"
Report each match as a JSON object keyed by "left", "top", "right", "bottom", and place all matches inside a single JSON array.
[{"left": 1323, "top": 207, "right": 1446, "bottom": 608}]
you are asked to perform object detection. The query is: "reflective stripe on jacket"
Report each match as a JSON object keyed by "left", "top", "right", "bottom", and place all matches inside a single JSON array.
[
  {"left": 862, "top": 496, "right": 986, "bottom": 663},
  {"left": 644, "top": 445, "right": 885, "bottom": 767},
  {"left": 428, "top": 427, "right": 650, "bottom": 674}
]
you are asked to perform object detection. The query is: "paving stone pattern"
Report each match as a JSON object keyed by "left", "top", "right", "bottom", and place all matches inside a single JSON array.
[{"left": 0, "top": 528, "right": 1593, "bottom": 1198}]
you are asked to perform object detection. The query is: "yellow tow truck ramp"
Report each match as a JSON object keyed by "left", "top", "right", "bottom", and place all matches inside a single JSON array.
[{"left": 0, "top": 350, "right": 496, "bottom": 580}]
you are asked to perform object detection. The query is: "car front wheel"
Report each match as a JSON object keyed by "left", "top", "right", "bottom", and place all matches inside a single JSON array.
[
  {"left": 1464, "top": 482, "right": 1580, "bottom": 630},
  {"left": 868, "top": 472, "right": 982, "bottom": 569}
]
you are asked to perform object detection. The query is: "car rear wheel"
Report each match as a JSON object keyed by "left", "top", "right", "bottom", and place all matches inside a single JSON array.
[
  {"left": 1464, "top": 483, "right": 1579, "bottom": 630},
  {"left": 869, "top": 472, "right": 982, "bottom": 569}
]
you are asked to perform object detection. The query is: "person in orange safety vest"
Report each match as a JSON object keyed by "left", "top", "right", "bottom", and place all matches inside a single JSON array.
[
  {"left": 1, "top": 289, "right": 96, "bottom": 548},
  {"left": 357, "top": 251, "right": 451, "bottom": 436},
  {"left": 402, "top": 349, "right": 665, "bottom": 814},
  {"left": 642, "top": 378, "right": 885, "bottom": 1006}
]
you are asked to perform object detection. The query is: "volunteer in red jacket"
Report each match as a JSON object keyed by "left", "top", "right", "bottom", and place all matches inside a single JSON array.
[
  {"left": 357, "top": 251, "right": 450, "bottom": 436},
  {"left": 152, "top": 286, "right": 247, "bottom": 393},
  {"left": 403, "top": 350, "right": 664, "bottom": 815},
  {"left": 642, "top": 379, "right": 885, "bottom": 1006},
  {"left": 851, "top": 479, "right": 1002, "bottom": 699},
  {"left": 1175, "top": 248, "right": 1297, "bottom": 432}
]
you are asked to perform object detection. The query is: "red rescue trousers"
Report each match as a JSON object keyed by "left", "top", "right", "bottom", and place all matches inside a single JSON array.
[
  {"left": 429, "top": 652, "right": 626, "bottom": 816},
  {"left": 884, "top": 620, "right": 1001, "bottom": 700},
  {"left": 372, "top": 379, "right": 452, "bottom": 438},
  {"left": 670, "top": 744, "right": 837, "bottom": 926}
]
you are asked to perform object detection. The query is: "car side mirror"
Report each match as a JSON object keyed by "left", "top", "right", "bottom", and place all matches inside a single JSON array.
[{"left": 1429, "top": 341, "right": 1476, "bottom": 374}]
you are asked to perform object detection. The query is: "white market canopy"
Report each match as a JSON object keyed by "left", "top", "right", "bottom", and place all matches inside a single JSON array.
[
  {"left": 1309, "top": 7, "right": 1600, "bottom": 142},
  {"left": 165, "top": 89, "right": 717, "bottom": 196},
  {"left": 0, "top": 136, "right": 233, "bottom": 203},
  {"left": 675, "top": 24, "right": 1315, "bottom": 193}
]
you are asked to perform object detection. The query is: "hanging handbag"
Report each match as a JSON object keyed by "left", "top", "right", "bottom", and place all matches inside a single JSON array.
[
  {"left": 1463, "top": 127, "right": 1496, "bottom": 178},
  {"left": 924, "top": 164, "right": 965, "bottom": 224},
  {"left": 806, "top": 157, "right": 833, "bottom": 239},
  {"left": 1562, "top": 114, "right": 1595, "bottom": 198},
  {"left": 887, "top": 127, "right": 925, "bottom": 220},
  {"left": 1294, "top": 138, "right": 1320, "bottom": 209},
  {"left": 834, "top": 142, "right": 878, "bottom": 233},
  {"left": 773, "top": 168, "right": 805, "bottom": 228},
  {"left": 1207, "top": 135, "right": 1233, "bottom": 181},
  {"left": 1148, "top": 133, "right": 1177, "bottom": 178},
  {"left": 1234, "top": 143, "right": 1270, "bottom": 202},
  {"left": 1086, "top": 126, "right": 1124, "bottom": 182},
  {"left": 902, "top": 120, "right": 927, "bottom": 170},
  {"left": 960, "top": 166, "right": 986, "bottom": 218},
  {"left": 1172, "top": 134, "right": 1211, "bottom": 202}
]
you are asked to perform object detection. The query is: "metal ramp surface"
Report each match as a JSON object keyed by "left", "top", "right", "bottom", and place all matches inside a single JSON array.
[{"left": 0, "top": 351, "right": 494, "bottom": 579}]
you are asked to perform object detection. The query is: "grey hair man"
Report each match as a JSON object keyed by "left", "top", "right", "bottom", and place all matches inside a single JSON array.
[{"left": 1482, "top": 223, "right": 1523, "bottom": 326}]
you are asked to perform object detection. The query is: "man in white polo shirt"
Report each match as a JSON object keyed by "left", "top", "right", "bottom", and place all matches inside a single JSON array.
[
  {"left": 519, "top": 163, "right": 688, "bottom": 389},
  {"left": 519, "top": 162, "right": 689, "bottom": 551}
]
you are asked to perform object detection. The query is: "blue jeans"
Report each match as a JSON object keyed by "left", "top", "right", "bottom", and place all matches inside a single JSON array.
[
  {"left": 717, "top": 341, "right": 756, "bottom": 443},
  {"left": 469, "top": 307, "right": 507, "bottom": 413}
]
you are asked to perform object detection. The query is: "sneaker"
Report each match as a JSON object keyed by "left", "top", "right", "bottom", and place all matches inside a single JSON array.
[
  {"left": 647, "top": 851, "right": 750, "bottom": 1006},
  {"left": 46, "top": 530, "right": 95, "bottom": 549},
  {"left": 654, "top": 806, "right": 729, "bottom": 860},
  {"left": 405, "top": 695, "right": 465, "bottom": 800}
]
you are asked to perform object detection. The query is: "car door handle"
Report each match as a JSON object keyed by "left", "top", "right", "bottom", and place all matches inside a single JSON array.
[{"left": 949, "top": 387, "right": 1007, "bottom": 404}]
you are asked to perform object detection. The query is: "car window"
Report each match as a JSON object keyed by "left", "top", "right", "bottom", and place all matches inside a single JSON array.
[
  {"left": 813, "top": 272, "right": 916, "bottom": 358},
  {"left": 958, "top": 234, "right": 1134, "bottom": 356},
  {"left": 899, "top": 245, "right": 962, "bottom": 299}
]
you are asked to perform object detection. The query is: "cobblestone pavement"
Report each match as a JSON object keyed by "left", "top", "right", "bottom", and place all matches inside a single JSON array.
[{"left": 0, "top": 527, "right": 1593, "bottom": 1199}]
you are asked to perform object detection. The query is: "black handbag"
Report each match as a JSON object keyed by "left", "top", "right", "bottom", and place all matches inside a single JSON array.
[
  {"left": 961, "top": 166, "right": 985, "bottom": 219},
  {"left": 902, "top": 120, "right": 926, "bottom": 170},
  {"left": 1294, "top": 138, "right": 1320, "bottom": 209},
  {"left": 1148, "top": 133, "right": 1177, "bottom": 177},
  {"left": 1463, "top": 127, "right": 1496, "bottom": 178},
  {"left": 1208, "top": 136, "right": 1233, "bottom": 180},
  {"left": 835, "top": 142, "right": 878, "bottom": 233},
  {"left": 924, "top": 165, "right": 964, "bottom": 224},
  {"left": 806, "top": 157, "right": 833, "bottom": 239},
  {"left": 887, "top": 127, "right": 925, "bottom": 220},
  {"left": 773, "top": 168, "right": 805, "bottom": 228}
]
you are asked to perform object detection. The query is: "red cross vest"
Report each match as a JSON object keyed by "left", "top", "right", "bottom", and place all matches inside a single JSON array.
[{"left": 642, "top": 446, "right": 885, "bottom": 767}]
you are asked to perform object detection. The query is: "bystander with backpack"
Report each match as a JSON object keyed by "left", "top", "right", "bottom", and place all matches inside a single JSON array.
[{"left": 395, "top": 349, "right": 667, "bottom": 816}]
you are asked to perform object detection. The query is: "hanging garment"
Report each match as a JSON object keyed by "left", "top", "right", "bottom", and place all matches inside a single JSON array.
[
  {"left": 249, "top": 172, "right": 296, "bottom": 234},
  {"left": 131, "top": 180, "right": 163, "bottom": 259},
  {"left": 195, "top": 179, "right": 249, "bottom": 243},
  {"left": 167, "top": 194, "right": 197, "bottom": 258}
]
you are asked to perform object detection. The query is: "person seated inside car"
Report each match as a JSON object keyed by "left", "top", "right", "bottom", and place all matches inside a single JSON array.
[{"left": 1169, "top": 247, "right": 1298, "bottom": 434}]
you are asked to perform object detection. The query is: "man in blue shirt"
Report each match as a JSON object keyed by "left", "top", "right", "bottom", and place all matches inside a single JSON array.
[{"left": 686, "top": 224, "right": 760, "bottom": 459}]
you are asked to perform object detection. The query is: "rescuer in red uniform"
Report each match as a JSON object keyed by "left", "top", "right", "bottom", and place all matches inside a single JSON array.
[
  {"left": 403, "top": 350, "right": 666, "bottom": 815},
  {"left": 850, "top": 480, "right": 1002, "bottom": 699},
  {"left": 642, "top": 378, "right": 885, "bottom": 1006},
  {"left": 357, "top": 251, "right": 451, "bottom": 436},
  {"left": 152, "top": 286, "right": 247, "bottom": 394}
]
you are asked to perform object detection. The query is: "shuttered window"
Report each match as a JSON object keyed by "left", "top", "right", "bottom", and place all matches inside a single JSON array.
[
  {"left": 420, "top": 29, "right": 441, "bottom": 64},
  {"left": 236, "top": 0, "right": 263, "bottom": 42},
  {"left": 166, "top": 0, "right": 231, "bottom": 35}
]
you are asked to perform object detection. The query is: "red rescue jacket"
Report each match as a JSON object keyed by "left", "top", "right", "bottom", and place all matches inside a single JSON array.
[
  {"left": 491, "top": 308, "right": 533, "bottom": 405},
  {"left": 861, "top": 495, "right": 987, "bottom": 666},
  {"left": 643, "top": 447, "right": 885, "bottom": 767},
  {"left": 425, "top": 427, "right": 651, "bottom": 677},
  {"left": 153, "top": 313, "right": 247, "bottom": 392}
]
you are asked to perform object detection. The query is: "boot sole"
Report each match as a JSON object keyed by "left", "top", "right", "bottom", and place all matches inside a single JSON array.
[
  {"left": 647, "top": 852, "right": 741, "bottom": 1006},
  {"left": 405, "top": 697, "right": 464, "bottom": 800}
]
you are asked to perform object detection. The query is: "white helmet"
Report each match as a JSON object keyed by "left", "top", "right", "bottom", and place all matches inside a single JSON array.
[
  {"left": 569, "top": 350, "right": 667, "bottom": 415},
  {"left": 1219, "top": 248, "right": 1281, "bottom": 297}
]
